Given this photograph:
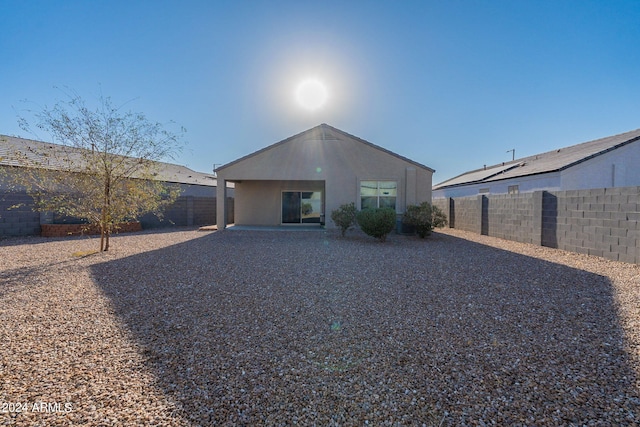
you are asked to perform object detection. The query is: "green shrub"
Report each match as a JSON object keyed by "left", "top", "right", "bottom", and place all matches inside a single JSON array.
[
  {"left": 356, "top": 207, "right": 396, "bottom": 242},
  {"left": 431, "top": 204, "right": 448, "bottom": 229},
  {"left": 330, "top": 202, "right": 357, "bottom": 236},
  {"left": 402, "top": 202, "right": 448, "bottom": 238}
]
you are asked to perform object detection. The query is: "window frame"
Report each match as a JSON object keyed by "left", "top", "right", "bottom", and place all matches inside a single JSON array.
[{"left": 360, "top": 180, "right": 397, "bottom": 211}]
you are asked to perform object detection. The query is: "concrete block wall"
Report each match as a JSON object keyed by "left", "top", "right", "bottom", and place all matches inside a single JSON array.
[
  {"left": 160, "top": 197, "right": 189, "bottom": 226},
  {"left": 0, "top": 192, "right": 41, "bottom": 236},
  {"left": 140, "top": 196, "right": 194, "bottom": 228},
  {"left": 450, "top": 196, "right": 482, "bottom": 234},
  {"left": 1, "top": 192, "right": 234, "bottom": 237},
  {"left": 193, "top": 197, "right": 216, "bottom": 225},
  {"left": 436, "top": 186, "right": 640, "bottom": 265},
  {"left": 541, "top": 192, "right": 559, "bottom": 248},
  {"left": 138, "top": 196, "right": 234, "bottom": 229},
  {"left": 486, "top": 192, "right": 542, "bottom": 245},
  {"left": 545, "top": 187, "right": 640, "bottom": 264}
]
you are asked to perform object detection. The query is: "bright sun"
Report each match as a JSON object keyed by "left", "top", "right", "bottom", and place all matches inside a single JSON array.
[{"left": 295, "top": 78, "right": 328, "bottom": 111}]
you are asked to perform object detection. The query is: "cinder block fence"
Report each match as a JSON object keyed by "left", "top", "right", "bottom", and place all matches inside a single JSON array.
[
  {"left": 0, "top": 192, "right": 234, "bottom": 237},
  {"left": 433, "top": 186, "right": 640, "bottom": 265}
]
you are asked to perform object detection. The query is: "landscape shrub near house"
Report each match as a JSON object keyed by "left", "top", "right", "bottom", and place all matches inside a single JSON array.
[
  {"left": 403, "top": 202, "right": 448, "bottom": 238},
  {"left": 330, "top": 202, "right": 357, "bottom": 236},
  {"left": 356, "top": 207, "right": 396, "bottom": 242}
]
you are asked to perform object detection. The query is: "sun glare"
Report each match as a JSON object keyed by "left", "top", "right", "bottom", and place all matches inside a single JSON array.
[{"left": 295, "top": 78, "right": 328, "bottom": 111}]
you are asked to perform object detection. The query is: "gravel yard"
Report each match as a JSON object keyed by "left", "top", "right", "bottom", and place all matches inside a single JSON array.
[{"left": 1, "top": 227, "right": 639, "bottom": 426}]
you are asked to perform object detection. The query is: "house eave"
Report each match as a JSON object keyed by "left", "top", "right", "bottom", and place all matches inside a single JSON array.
[{"left": 215, "top": 124, "right": 435, "bottom": 175}]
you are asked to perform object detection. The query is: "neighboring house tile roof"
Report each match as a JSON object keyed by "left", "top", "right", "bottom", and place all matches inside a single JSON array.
[
  {"left": 434, "top": 128, "right": 640, "bottom": 190},
  {"left": 215, "top": 123, "right": 435, "bottom": 173},
  {"left": 0, "top": 134, "right": 217, "bottom": 187}
]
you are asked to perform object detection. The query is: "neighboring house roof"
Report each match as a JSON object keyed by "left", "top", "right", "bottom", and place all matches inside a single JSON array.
[
  {"left": 434, "top": 128, "right": 640, "bottom": 190},
  {"left": 215, "top": 123, "right": 435, "bottom": 173},
  {"left": 0, "top": 134, "right": 217, "bottom": 187}
]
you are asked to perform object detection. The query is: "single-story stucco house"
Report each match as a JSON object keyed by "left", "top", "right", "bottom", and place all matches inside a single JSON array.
[
  {"left": 433, "top": 127, "right": 640, "bottom": 198},
  {"left": 214, "top": 124, "right": 434, "bottom": 229}
]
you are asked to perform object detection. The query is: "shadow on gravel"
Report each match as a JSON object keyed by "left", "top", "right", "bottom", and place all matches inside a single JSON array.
[
  {"left": 0, "top": 228, "right": 201, "bottom": 297},
  {"left": 0, "top": 225, "right": 201, "bottom": 247},
  {"left": 89, "top": 230, "right": 639, "bottom": 425}
]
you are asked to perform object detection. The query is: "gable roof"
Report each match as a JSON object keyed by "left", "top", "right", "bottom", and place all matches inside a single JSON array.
[
  {"left": 434, "top": 128, "right": 640, "bottom": 190},
  {"left": 0, "top": 135, "right": 218, "bottom": 187},
  {"left": 215, "top": 123, "right": 435, "bottom": 173}
]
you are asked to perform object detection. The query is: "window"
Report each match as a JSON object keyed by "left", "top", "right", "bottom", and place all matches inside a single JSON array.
[
  {"left": 478, "top": 188, "right": 490, "bottom": 194},
  {"left": 282, "top": 191, "right": 322, "bottom": 224},
  {"left": 360, "top": 181, "right": 397, "bottom": 210},
  {"left": 508, "top": 185, "right": 519, "bottom": 194}
]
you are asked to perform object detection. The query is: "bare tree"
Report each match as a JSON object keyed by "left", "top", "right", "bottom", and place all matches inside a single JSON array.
[{"left": 7, "top": 90, "right": 185, "bottom": 251}]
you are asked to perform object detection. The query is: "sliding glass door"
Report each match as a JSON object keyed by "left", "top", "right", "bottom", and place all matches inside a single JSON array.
[
  {"left": 282, "top": 192, "right": 302, "bottom": 223},
  {"left": 282, "top": 191, "right": 322, "bottom": 224}
]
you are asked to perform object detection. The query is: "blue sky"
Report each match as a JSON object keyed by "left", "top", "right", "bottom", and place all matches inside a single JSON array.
[{"left": 1, "top": 0, "right": 639, "bottom": 184}]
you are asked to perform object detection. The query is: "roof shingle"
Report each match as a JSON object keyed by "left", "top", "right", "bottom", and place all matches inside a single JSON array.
[
  {"left": 0, "top": 135, "right": 217, "bottom": 187},
  {"left": 434, "top": 128, "right": 640, "bottom": 190}
]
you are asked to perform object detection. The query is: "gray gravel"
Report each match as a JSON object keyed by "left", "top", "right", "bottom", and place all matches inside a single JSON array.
[{"left": 1, "top": 227, "right": 639, "bottom": 426}]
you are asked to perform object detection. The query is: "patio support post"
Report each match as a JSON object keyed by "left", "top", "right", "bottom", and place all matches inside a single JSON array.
[{"left": 216, "top": 179, "right": 227, "bottom": 229}]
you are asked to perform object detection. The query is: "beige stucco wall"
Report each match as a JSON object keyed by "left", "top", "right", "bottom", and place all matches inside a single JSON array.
[
  {"left": 217, "top": 128, "right": 433, "bottom": 228},
  {"left": 234, "top": 180, "right": 324, "bottom": 226}
]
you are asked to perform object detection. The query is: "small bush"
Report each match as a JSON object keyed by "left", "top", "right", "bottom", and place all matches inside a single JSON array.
[
  {"left": 356, "top": 207, "right": 396, "bottom": 242},
  {"left": 431, "top": 205, "right": 448, "bottom": 229},
  {"left": 331, "top": 202, "right": 357, "bottom": 236},
  {"left": 403, "top": 202, "right": 448, "bottom": 238}
]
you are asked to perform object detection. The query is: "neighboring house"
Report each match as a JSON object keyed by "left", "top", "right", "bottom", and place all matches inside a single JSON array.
[
  {"left": 433, "top": 128, "right": 640, "bottom": 198},
  {"left": 214, "top": 123, "right": 434, "bottom": 229},
  {"left": 0, "top": 135, "right": 219, "bottom": 195},
  {"left": 0, "top": 135, "right": 231, "bottom": 235}
]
